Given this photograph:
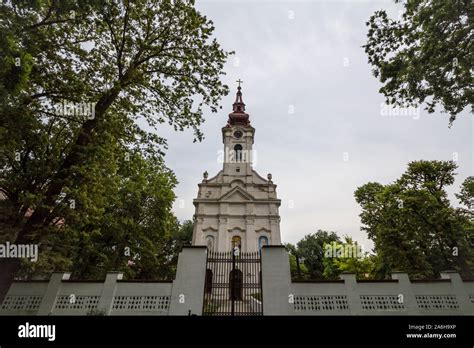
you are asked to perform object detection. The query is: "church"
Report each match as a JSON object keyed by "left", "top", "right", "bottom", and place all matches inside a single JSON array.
[
  {"left": 1, "top": 82, "right": 472, "bottom": 318},
  {"left": 191, "top": 81, "right": 282, "bottom": 252}
]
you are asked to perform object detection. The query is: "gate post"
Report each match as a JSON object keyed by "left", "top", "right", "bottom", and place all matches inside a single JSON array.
[
  {"left": 169, "top": 246, "right": 207, "bottom": 316},
  {"left": 261, "top": 246, "right": 293, "bottom": 315},
  {"left": 231, "top": 249, "right": 235, "bottom": 315}
]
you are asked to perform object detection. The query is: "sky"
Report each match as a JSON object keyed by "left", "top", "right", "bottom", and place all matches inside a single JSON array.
[{"left": 156, "top": 0, "right": 473, "bottom": 253}]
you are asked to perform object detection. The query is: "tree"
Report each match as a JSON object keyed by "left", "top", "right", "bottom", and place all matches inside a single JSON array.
[
  {"left": 355, "top": 181, "right": 433, "bottom": 279},
  {"left": 288, "top": 253, "right": 310, "bottom": 280},
  {"left": 157, "top": 219, "right": 194, "bottom": 280},
  {"left": 287, "top": 233, "right": 375, "bottom": 280},
  {"left": 287, "top": 230, "right": 341, "bottom": 279},
  {"left": 285, "top": 243, "right": 310, "bottom": 279},
  {"left": 355, "top": 160, "right": 474, "bottom": 279},
  {"left": 6, "top": 135, "right": 187, "bottom": 281},
  {"left": 364, "top": 0, "right": 472, "bottom": 124},
  {"left": 0, "top": 0, "right": 230, "bottom": 302},
  {"left": 455, "top": 176, "right": 474, "bottom": 260},
  {"left": 322, "top": 237, "right": 375, "bottom": 280},
  {"left": 456, "top": 176, "right": 474, "bottom": 212}
]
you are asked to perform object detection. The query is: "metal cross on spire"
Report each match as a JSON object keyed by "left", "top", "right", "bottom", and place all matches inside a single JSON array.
[{"left": 234, "top": 79, "right": 244, "bottom": 106}]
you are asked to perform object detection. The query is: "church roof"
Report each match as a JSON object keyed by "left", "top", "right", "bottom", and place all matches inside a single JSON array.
[
  {"left": 227, "top": 79, "right": 250, "bottom": 126},
  {"left": 218, "top": 186, "right": 255, "bottom": 202}
]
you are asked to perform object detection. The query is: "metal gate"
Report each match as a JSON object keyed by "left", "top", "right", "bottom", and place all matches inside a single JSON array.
[{"left": 202, "top": 250, "right": 263, "bottom": 316}]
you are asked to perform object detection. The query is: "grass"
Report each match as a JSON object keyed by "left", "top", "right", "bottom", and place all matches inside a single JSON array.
[{"left": 250, "top": 293, "right": 262, "bottom": 302}]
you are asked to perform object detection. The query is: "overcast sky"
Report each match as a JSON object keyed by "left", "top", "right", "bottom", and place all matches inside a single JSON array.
[{"left": 156, "top": 0, "right": 473, "bottom": 253}]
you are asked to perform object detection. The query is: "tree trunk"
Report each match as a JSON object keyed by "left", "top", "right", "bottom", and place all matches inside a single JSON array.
[
  {"left": 0, "top": 86, "right": 122, "bottom": 304},
  {"left": 0, "top": 258, "right": 22, "bottom": 304}
]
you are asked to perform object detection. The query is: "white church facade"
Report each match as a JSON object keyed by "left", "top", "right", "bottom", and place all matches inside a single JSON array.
[{"left": 191, "top": 82, "right": 282, "bottom": 252}]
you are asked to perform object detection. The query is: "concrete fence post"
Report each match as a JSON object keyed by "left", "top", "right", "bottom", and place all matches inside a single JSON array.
[
  {"left": 261, "top": 246, "right": 293, "bottom": 315},
  {"left": 339, "top": 273, "right": 362, "bottom": 315},
  {"left": 37, "top": 272, "right": 70, "bottom": 315},
  {"left": 97, "top": 272, "right": 123, "bottom": 315},
  {"left": 391, "top": 272, "right": 419, "bottom": 314},
  {"left": 440, "top": 270, "right": 473, "bottom": 315},
  {"left": 169, "top": 246, "right": 207, "bottom": 316}
]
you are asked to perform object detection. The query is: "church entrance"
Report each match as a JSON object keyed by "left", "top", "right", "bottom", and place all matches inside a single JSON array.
[{"left": 202, "top": 250, "right": 262, "bottom": 316}]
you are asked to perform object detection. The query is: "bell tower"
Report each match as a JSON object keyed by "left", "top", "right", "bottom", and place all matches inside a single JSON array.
[
  {"left": 192, "top": 80, "right": 282, "bottom": 252},
  {"left": 222, "top": 79, "right": 255, "bottom": 177}
]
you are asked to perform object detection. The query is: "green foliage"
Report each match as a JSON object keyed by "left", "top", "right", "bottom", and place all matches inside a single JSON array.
[
  {"left": 455, "top": 176, "right": 474, "bottom": 264},
  {"left": 355, "top": 160, "right": 474, "bottom": 279},
  {"left": 285, "top": 230, "right": 340, "bottom": 279},
  {"left": 203, "top": 299, "right": 220, "bottom": 314},
  {"left": 287, "top": 233, "right": 376, "bottom": 280},
  {"left": 364, "top": 0, "right": 473, "bottom": 123},
  {"left": 456, "top": 176, "right": 474, "bottom": 212},
  {"left": 322, "top": 237, "right": 375, "bottom": 280},
  {"left": 287, "top": 252, "right": 310, "bottom": 279},
  {"left": 0, "top": 0, "right": 226, "bottom": 282},
  {"left": 250, "top": 292, "right": 262, "bottom": 302},
  {"left": 87, "top": 307, "right": 106, "bottom": 316}
]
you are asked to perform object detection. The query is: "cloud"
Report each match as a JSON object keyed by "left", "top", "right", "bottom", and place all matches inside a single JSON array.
[{"left": 158, "top": 1, "right": 473, "bottom": 251}]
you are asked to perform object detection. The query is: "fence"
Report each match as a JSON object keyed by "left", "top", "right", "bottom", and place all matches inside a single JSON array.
[
  {"left": 0, "top": 273, "right": 172, "bottom": 316},
  {"left": 202, "top": 250, "right": 262, "bottom": 316},
  {"left": 1, "top": 247, "right": 473, "bottom": 315},
  {"left": 291, "top": 272, "right": 474, "bottom": 315}
]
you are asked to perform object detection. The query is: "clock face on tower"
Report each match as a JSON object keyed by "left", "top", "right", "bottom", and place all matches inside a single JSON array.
[{"left": 233, "top": 130, "right": 243, "bottom": 139}]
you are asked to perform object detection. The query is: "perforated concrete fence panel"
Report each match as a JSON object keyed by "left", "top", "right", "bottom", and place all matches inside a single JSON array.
[
  {"left": 110, "top": 281, "right": 172, "bottom": 315},
  {"left": 53, "top": 282, "right": 103, "bottom": 315},
  {"left": 1, "top": 250, "right": 474, "bottom": 316},
  {"left": 291, "top": 282, "right": 350, "bottom": 315},
  {"left": 0, "top": 281, "right": 48, "bottom": 315}
]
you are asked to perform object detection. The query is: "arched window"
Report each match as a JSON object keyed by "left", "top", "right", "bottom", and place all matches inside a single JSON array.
[
  {"left": 234, "top": 144, "right": 243, "bottom": 162},
  {"left": 231, "top": 235, "right": 241, "bottom": 250},
  {"left": 205, "top": 235, "right": 214, "bottom": 251},
  {"left": 258, "top": 236, "right": 269, "bottom": 251}
]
